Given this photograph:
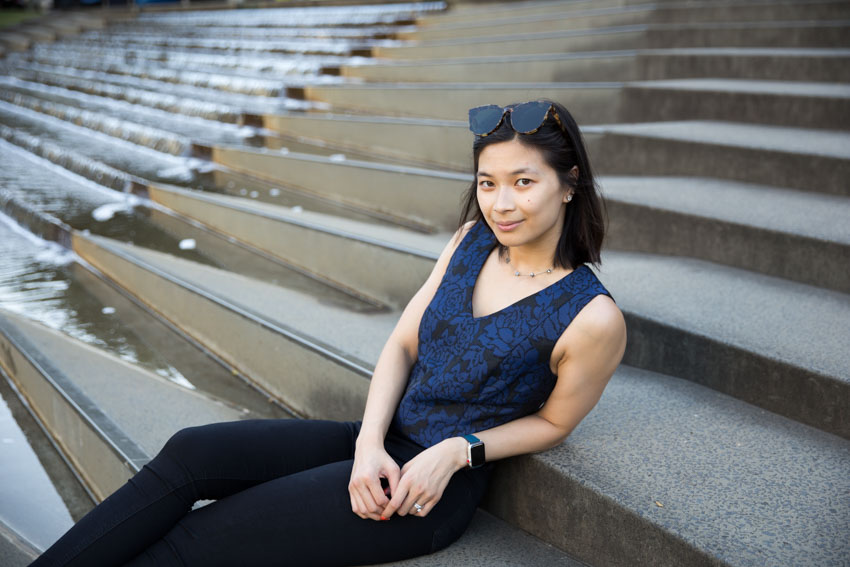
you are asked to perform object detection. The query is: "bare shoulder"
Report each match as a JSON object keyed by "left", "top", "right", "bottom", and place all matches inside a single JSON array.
[
  {"left": 571, "top": 294, "right": 625, "bottom": 342},
  {"left": 551, "top": 293, "right": 626, "bottom": 372}
]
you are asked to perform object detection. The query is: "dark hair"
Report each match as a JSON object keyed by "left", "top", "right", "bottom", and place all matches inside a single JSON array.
[{"left": 458, "top": 99, "right": 606, "bottom": 269}]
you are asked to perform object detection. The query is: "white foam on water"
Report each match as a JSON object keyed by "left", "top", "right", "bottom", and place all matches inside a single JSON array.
[
  {"left": 101, "top": 306, "right": 116, "bottom": 315},
  {"left": 178, "top": 238, "right": 196, "bottom": 250},
  {"left": 269, "top": 188, "right": 281, "bottom": 196},
  {"left": 0, "top": 209, "right": 76, "bottom": 267},
  {"left": 92, "top": 201, "right": 133, "bottom": 222}
]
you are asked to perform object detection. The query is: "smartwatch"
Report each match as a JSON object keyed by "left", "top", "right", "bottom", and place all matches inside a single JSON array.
[{"left": 463, "top": 434, "right": 485, "bottom": 469}]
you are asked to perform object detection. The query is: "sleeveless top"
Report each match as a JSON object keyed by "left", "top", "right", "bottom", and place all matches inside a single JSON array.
[{"left": 391, "top": 220, "right": 614, "bottom": 449}]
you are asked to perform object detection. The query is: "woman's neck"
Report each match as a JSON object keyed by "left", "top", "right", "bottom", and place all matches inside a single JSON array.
[{"left": 502, "top": 243, "right": 565, "bottom": 276}]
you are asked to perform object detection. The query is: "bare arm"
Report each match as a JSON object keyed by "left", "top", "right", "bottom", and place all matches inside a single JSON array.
[
  {"left": 349, "top": 222, "right": 475, "bottom": 520},
  {"left": 380, "top": 293, "right": 627, "bottom": 519},
  {"left": 474, "top": 294, "right": 627, "bottom": 460}
]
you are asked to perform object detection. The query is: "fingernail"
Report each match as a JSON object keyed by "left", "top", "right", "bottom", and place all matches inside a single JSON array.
[{"left": 380, "top": 516, "right": 387, "bottom": 521}]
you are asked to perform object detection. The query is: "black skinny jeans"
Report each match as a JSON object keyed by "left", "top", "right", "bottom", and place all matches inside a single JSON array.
[{"left": 30, "top": 419, "right": 493, "bottom": 567}]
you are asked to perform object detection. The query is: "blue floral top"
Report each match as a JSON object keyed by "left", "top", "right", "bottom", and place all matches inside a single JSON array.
[{"left": 391, "top": 220, "right": 614, "bottom": 449}]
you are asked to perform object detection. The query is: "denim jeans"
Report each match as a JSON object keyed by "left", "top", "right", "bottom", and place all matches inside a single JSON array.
[{"left": 30, "top": 419, "right": 492, "bottom": 567}]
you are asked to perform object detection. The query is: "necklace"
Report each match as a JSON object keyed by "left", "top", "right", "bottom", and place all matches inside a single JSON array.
[{"left": 506, "top": 253, "right": 553, "bottom": 278}]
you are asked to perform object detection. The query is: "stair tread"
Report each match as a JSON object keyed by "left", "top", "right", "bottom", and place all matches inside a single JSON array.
[
  {"left": 69, "top": 240, "right": 850, "bottom": 566},
  {"left": 0, "top": 310, "right": 246, "bottom": 458},
  {"left": 541, "top": 364, "right": 850, "bottom": 566},
  {"left": 588, "top": 120, "right": 850, "bottom": 159},
  {"left": 599, "top": 175, "right": 850, "bottom": 244},
  {"left": 87, "top": 234, "right": 401, "bottom": 369},
  {"left": 598, "top": 250, "right": 850, "bottom": 382},
  {"left": 629, "top": 77, "right": 850, "bottom": 97},
  {"left": 159, "top": 183, "right": 449, "bottom": 256}
]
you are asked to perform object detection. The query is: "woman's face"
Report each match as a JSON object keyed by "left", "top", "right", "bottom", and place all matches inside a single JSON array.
[{"left": 476, "top": 138, "right": 573, "bottom": 252}]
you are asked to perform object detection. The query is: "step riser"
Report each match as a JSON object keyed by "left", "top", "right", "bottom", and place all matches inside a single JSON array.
[
  {"left": 416, "top": 0, "right": 608, "bottom": 25},
  {"left": 341, "top": 56, "right": 638, "bottom": 84},
  {"left": 147, "top": 185, "right": 434, "bottom": 309},
  {"left": 647, "top": 25, "right": 850, "bottom": 49},
  {"left": 484, "top": 454, "right": 717, "bottom": 567},
  {"left": 263, "top": 114, "right": 472, "bottom": 172},
  {"left": 73, "top": 233, "right": 370, "bottom": 421},
  {"left": 374, "top": 30, "right": 646, "bottom": 59},
  {"left": 622, "top": 313, "right": 849, "bottom": 439},
  {"left": 607, "top": 200, "right": 850, "bottom": 297},
  {"left": 344, "top": 53, "right": 850, "bottom": 84},
  {"left": 639, "top": 53, "right": 850, "bottom": 84},
  {"left": 402, "top": 11, "right": 648, "bottom": 41},
  {"left": 409, "top": 3, "right": 850, "bottom": 42},
  {"left": 300, "top": 84, "right": 622, "bottom": 123},
  {"left": 620, "top": 87, "right": 850, "bottom": 131},
  {"left": 589, "top": 133, "right": 850, "bottom": 197},
  {"left": 0, "top": 325, "right": 135, "bottom": 501},
  {"left": 377, "top": 26, "right": 849, "bottom": 60},
  {"left": 211, "top": 146, "right": 469, "bottom": 231}
]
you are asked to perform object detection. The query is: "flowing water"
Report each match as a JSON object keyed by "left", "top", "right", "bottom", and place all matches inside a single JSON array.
[{"left": 0, "top": 1, "right": 446, "bottom": 550}]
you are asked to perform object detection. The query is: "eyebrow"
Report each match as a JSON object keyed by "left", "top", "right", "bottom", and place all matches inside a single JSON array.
[{"left": 477, "top": 168, "right": 538, "bottom": 177}]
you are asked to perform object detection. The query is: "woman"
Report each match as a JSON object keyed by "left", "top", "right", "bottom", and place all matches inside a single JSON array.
[{"left": 30, "top": 99, "right": 626, "bottom": 566}]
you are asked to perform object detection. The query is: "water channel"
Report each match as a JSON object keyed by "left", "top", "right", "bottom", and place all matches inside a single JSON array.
[{"left": 0, "top": 1, "right": 445, "bottom": 551}]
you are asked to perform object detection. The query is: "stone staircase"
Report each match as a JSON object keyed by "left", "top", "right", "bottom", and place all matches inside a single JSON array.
[{"left": 0, "top": 1, "right": 848, "bottom": 566}]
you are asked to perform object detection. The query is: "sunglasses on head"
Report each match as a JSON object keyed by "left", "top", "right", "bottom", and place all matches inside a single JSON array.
[{"left": 468, "top": 101, "right": 566, "bottom": 137}]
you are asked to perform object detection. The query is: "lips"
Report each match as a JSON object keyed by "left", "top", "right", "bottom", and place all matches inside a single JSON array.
[{"left": 495, "top": 220, "right": 523, "bottom": 231}]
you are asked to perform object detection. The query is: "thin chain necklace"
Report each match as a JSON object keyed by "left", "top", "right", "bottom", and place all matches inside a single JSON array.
[{"left": 505, "top": 253, "right": 553, "bottom": 278}]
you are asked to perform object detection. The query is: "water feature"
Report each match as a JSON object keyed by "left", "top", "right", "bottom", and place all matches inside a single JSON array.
[{"left": 0, "top": 2, "right": 447, "bottom": 548}]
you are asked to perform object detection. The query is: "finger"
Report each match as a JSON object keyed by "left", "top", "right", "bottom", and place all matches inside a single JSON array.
[
  {"left": 354, "top": 485, "right": 381, "bottom": 521},
  {"left": 351, "top": 490, "right": 367, "bottom": 519},
  {"left": 398, "top": 486, "right": 423, "bottom": 518},
  {"left": 367, "top": 476, "right": 389, "bottom": 510},
  {"left": 385, "top": 463, "right": 401, "bottom": 499},
  {"left": 381, "top": 479, "right": 409, "bottom": 520}
]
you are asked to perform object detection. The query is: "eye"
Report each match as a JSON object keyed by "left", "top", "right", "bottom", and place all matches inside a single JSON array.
[
  {"left": 517, "top": 178, "right": 534, "bottom": 187},
  {"left": 478, "top": 180, "right": 494, "bottom": 188}
]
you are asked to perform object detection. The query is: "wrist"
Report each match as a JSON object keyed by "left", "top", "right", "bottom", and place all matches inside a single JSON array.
[{"left": 446, "top": 437, "right": 469, "bottom": 472}]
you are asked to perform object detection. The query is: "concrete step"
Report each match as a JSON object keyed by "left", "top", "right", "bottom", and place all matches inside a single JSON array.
[
  {"left": 374, "top": 21, "right": 850, "bottom": 60},
  {"left": 209, "top": 144, "right": 469, "bottom": 231},
  {"left": 418, "top": 0, "right": 850, "bottom": 26},
  {"left": 338, "top": 48, "right": 850, "bottom": 84},
  {"left": 638, "top": 47, "right": 850, "bottom": 83},
  {"left": 586, "top": 120, "right": 850, "bottom": 197},
  {"left": 402, "top": 3, "right": 652, "bottom": 41},
  {"left": 0, "top": 309, "right": 249, "bottom": 500},
  {"left": 248, "top": 111, "right": 470, "bottom": 171},
  {"left": 601, "top": 175, "right": 850, "bottom": 294},
  {"left": 486, "top": 363, "right": 850, "bottom": 567},
  {"left": 1, "top": 298, "right": 573, "bottom": 567},
  {"left": 144, "top": 182, "right": 444, "bottom": 309},
  {"left": 207, "top": 139, "right": 850, "bottom": 293},
  {"left": 621, "top": 78, "right": 850, "bottom": 130},
  {"left": 76, "top": 223, "right": 850, "bottom": 438},
  {"left": 63, "top": 235, "right": 850, "bottom": 565},
  {"left": 295, "top": 81, "right": 622, "bottom": 122},
  {"left": 408, "top": 0, "right": 850, "bottom": 41},
  {"left": 71, "top": 231, "right": 386, "bottom": 420}
]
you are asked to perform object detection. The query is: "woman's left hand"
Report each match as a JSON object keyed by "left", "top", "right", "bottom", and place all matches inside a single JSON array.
[{"left": 380, "top": 437, "right": 467, "bottom": 519}]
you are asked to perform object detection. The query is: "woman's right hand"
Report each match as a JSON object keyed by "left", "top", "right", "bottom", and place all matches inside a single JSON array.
[{"left": 348, "top": 443, "right": 401, "bottom": 521}]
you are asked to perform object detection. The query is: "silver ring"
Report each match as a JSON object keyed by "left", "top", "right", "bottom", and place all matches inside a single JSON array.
[{"left": 413, "top": 502, "right": 423, "bottom": 513}]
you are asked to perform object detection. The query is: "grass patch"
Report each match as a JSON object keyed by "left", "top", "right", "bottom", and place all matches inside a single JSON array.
[{"left": 0, "top": 8, "right": 43, "bottom": 29}]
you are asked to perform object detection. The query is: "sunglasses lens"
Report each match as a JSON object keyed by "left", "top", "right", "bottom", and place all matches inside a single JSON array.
[
  {"left": 510, "top": 101, "right": 551, "bottom": 133},
  {"left": 469, "top": 105, "right": 505, "bottom": 135}
]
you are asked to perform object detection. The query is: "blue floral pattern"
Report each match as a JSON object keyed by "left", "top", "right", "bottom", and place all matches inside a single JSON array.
[{"left": 392, "top": 221, "right": 614, "bottom": 448}]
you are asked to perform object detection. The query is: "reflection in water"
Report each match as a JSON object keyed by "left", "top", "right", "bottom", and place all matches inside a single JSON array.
[{"left": 0, "top": 381, "right": 74, "bottom": 551}]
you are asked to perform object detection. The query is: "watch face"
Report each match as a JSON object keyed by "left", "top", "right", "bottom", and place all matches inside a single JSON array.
[{"left": 470, "top": 442, "right": 485, "bottom": 466}]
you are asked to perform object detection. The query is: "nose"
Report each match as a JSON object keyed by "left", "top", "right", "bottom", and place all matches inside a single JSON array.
[{"left": 493, "top": 186, "right": 516, "bottom": 213}]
